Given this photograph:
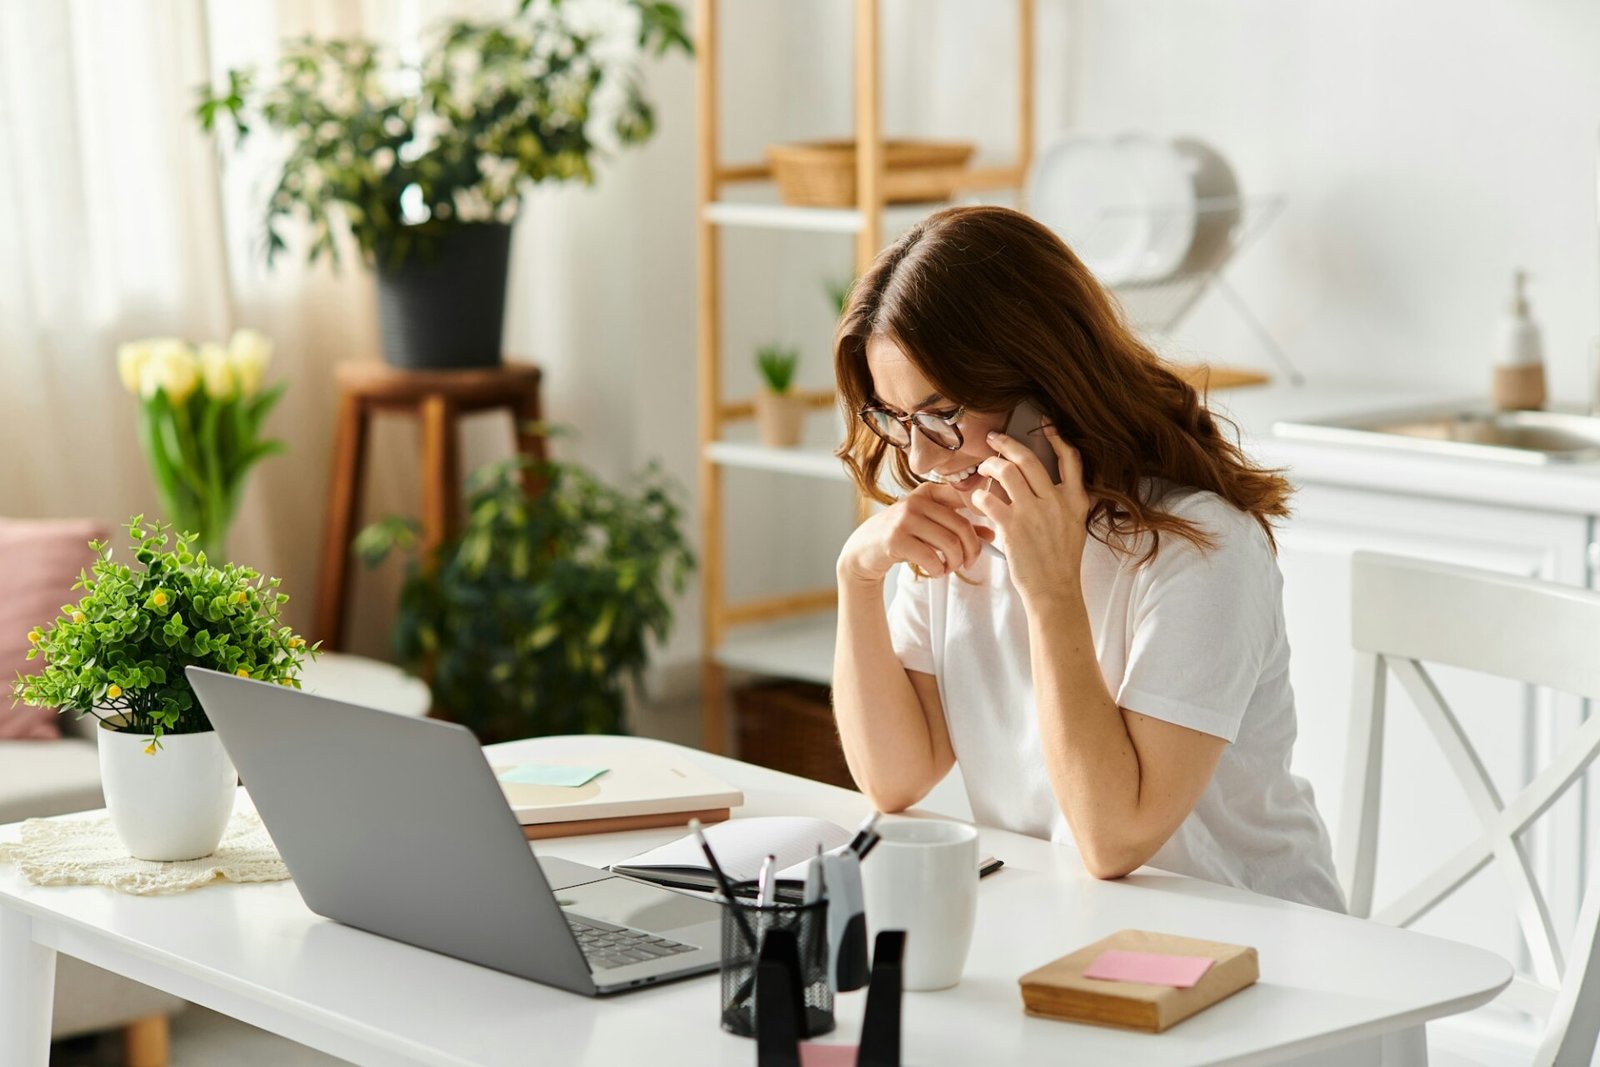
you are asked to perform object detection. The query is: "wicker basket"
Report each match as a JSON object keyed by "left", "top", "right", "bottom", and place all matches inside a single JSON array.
[
  {"left": 733, "top": 681, "right": 856, "bottom": 791},
  {"left": 765, "top": 140, "right": 977, "bottom": 208}
]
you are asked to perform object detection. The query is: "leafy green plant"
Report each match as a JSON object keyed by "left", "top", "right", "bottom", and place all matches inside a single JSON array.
[
  {"left": 195, "top": 0, "right": 691, "bottom": 268},
  {"left": 12, "top": 520, "right": 316, "bottom": 749},
  {"left": 355, "top": 447, "right": 695, "bottom": 743},
  {"left": 116, "top": 331, "right": 286, "bottom": 562},
  {"left": 756, "top": 343, "right": 800, "bottom": 394}
]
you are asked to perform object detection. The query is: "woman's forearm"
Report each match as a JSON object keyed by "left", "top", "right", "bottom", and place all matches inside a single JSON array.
[
  {"left": 832, "top": 571, "right": 946, "bottom": 811},
  {"left": 1025, "top": 588, "right": 1158, "bottom": 877}
]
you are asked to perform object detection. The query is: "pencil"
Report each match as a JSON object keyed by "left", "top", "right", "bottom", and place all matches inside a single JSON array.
[{"left": 689, "top": 818, "right": 759, "bottom": 952}]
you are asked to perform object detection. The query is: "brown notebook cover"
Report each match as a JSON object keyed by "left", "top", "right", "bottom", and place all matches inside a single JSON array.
[
  {"left": 519, "top": 807, "right": 731, "bottom": 841},
  {"left": 1018, "top": 929, "right": 1259, "bottom": 1033}
]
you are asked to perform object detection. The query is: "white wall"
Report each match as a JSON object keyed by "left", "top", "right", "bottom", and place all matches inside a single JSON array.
[{"left": 339, "top": 0, "right": 1600, "bottom": 686}]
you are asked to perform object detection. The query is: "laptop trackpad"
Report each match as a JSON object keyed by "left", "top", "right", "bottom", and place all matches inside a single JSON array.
[{"left": 555, "top": 875, "right": 719, "bottom": 937}]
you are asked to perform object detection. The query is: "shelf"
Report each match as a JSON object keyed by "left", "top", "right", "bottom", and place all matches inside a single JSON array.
[
  {"left": 713, "top": 612, "right": 837, "bottom": 687},
  {"left": 704, "top": 201, "right": 865, "bottom": 233},
  {"left": 705, "top": 440, "right": 851, "bottom": 481},
  {"left": 703, "top": 199, "right": 961, "bottom": 235}
]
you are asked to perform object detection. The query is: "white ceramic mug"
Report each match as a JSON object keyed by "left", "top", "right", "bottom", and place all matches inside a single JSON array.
[{"left": 859, "top": 818, "right": 979, "bottom": 991}]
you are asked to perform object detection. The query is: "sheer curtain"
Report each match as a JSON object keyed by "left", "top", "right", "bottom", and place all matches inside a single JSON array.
[{"left": 0, "top": 0, "right": 677, "bottom": 658}]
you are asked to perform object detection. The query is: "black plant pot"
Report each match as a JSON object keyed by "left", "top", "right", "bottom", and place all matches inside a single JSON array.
[{"left": 375, "top": 223, "right": 512, "bottom": 370}]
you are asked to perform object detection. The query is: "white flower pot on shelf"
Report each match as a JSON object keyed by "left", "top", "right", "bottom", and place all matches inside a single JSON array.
[{"left": 97, "top": 717, "right": 238, "bottom": 862}]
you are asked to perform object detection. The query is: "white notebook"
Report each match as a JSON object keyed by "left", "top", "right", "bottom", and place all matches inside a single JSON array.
[
  {"left": 608, "top": 816, "right": 854, "bottom": 894},
  {"left": 492, "top": 751, "right": 744, "bottom": 827}
]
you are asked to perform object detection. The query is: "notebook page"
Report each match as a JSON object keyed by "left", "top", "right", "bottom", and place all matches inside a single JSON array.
[{"left": 612, "top": 816, "right": 851, "bottom": 884}]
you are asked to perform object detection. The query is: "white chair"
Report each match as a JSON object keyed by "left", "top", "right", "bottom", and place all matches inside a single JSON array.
[{"left": 1337, "top": 552, "right": 1600, "bottom": 1067}]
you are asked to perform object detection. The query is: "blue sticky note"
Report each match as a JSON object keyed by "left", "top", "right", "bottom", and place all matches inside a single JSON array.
[{"left": 498, "top": 764, "right": 608, "bottom": 788}]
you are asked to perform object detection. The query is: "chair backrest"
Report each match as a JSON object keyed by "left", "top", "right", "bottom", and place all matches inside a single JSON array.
[{"left": 1337, "top": 551, "right": 1600, "bottom": 1067}]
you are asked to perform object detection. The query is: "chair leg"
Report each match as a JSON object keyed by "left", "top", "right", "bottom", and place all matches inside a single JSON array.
[{"left": 122, "top": 1014, "right": 170, "bottom": 1067}]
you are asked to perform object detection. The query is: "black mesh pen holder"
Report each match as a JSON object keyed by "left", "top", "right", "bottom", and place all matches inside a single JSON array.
[{"left": 718, "top": 898, "right": 834, "bottom": 1038}]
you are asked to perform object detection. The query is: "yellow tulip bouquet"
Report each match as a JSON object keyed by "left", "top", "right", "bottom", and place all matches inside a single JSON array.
[{"left": 116, "top": 330, "right": 286, "bottom": 561}]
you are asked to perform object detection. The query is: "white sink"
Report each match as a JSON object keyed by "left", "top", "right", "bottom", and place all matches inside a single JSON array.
[{"left": 1272, "top": 404, "right": 1600, "bottom": 465}]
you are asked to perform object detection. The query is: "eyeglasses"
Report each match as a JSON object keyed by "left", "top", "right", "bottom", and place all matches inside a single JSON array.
[{"left": 858, "top": 404, "right": 967, "bottom": 451}]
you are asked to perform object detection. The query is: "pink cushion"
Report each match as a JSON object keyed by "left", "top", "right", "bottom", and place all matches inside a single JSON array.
[{"left": 0, "top": 519, "right": 106, "bottom": 740}]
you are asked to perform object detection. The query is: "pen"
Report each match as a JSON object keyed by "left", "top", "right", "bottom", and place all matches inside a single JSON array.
[
  {"left": 857, "top": 828, "right": 882, "bottom": 861},
  {"left": 802, "top": 845, "right": 825, "bottom": 904},
  {"left": 846, "top": 811, "right": 882, "bottom": 856},
  {"left": 689, "top": 818, "right": 758, "bottom": 952},
  {"left": 757, "top": 854, "right": 777, "bottom": 907}
]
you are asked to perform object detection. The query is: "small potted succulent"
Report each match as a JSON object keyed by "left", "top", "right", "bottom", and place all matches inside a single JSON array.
[
  {"left": 12, "top": 520, "right": 317, "bottom": 861},
  {"left": 754, "top": 343, "right": 804, "bottom": 448}
]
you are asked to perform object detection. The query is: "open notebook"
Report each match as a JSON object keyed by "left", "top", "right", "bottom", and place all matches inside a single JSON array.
[
  {"left": 609, "top": 816, "right": 1001, "bottom": 899},
  {"left": 609, "top": 816, "right": 853, "bottom": 896}
]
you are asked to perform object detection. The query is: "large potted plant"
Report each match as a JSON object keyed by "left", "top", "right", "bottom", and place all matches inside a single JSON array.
[
  {"left": 355, "top": 448, "right": 693, "bottom": 743},
  {"left": 195, "top": 0, "right": 691, "bottom": 370},
  {"left": 12, "top": 520, "right": 317, "bottom": 861}
]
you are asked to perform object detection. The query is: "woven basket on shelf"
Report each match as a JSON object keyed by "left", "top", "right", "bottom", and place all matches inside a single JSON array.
[
  {"left": 733, "top": 680, "right": 856, "bottom": 791},
  {"left": 765, "top": 140, "right": 977, "bottom": 208}
]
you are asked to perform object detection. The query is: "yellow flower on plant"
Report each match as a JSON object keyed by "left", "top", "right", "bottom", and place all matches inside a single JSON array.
[
  {"left": 144, "top": 741, "right": 158, "bottom": 755},
  {"left": 151, "top": 591, "right": 168, "bottom": 607},
  {"left": 235, "top": 668, "right": 250, "bottom": 678},
  {"left": 106, "top": 684, "right": 122, "bottom": 699},
  {"left": 234, "top": 591, "right": 248, "bottom": 605},
  {"left": 198, "top": 342, "right": 236, "bottom": 400},
  {"left": 26, "top": 628, "right": 40, "bottom": 645},
  {"left": 228, "top": 328, "right": 273, "bottom": 396},
  {"left": 289, "top": 636, "right": 305, "bottom": 648},
  {"left": 116, "top": 341, "right": 154, "bottom": 395},
  {"left": 71, "top": 611, "right": 85, "bottom": 623},
  {"left": 138, "top": 339, "right": 199, "bottom": 404}
]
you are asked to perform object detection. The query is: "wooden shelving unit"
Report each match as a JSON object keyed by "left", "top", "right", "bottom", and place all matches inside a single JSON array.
[{"left": 692, "top": 0, "right": 1037, "bottom": 752}]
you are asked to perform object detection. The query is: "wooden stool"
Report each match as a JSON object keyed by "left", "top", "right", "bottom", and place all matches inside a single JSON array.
[{"left": 315, "top": 361, "right": 546, "bottom": 651}]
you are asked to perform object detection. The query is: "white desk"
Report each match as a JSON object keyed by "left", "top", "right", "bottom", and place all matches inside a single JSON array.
[{"left": 0, "top": 736, "right": 1511, "bottom": 1066}]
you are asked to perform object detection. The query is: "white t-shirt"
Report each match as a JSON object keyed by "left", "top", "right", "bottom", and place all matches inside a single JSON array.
[{"left": 886, "top": 483, "right": 1346, "bottom": 912}]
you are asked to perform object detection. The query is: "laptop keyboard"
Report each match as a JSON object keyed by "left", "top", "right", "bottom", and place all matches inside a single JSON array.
[{"left": 567, "top": 915, "right": 697, "bottom": 970}]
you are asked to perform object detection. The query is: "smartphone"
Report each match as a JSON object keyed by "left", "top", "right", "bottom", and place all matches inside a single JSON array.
[{"left": 1001, "top": 399, "right": 1061, "bottom": 486}]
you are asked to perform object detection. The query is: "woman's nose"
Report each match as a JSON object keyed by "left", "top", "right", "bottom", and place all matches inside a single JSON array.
[{"left": 907, "top": 431, "right": 943, "bottom": 477}]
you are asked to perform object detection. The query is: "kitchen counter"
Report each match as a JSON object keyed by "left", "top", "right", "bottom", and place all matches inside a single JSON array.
[{"left": 1210, "top": 380, "right": 1600, "bottom": 517}]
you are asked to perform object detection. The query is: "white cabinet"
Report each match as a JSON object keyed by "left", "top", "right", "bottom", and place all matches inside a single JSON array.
[{"left": 1277, "top": 480, "right": 1594, "bottom": 1050}]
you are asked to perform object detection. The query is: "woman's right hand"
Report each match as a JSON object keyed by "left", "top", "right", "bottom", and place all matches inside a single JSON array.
[{"left": 837, "top": 482, "right": 994, "bottom": 584}]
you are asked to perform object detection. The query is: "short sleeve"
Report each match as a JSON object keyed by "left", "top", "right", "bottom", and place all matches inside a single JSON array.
[
  {"left": 885, "top": 563, "right": 937, "bottom": 675},
  {"left": 1115, "top": 509, "right": 1280, "bottom": 743}
]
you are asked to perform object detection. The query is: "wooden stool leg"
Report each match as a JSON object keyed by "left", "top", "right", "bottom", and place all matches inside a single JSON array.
[
  {"left": 419, "top": 395, "right": 459, "bottom": 559},
  {"left": 513, "top": 385, "right": 547, "bottom": 500},
  {"left": 315, "top": 393, "right": 370, "bottom": 651},
  {"left": 122, "top": 1014, "right": 170, "bottom": 1067}
]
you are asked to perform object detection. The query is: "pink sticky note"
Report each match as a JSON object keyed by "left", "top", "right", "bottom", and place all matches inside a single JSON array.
[
  {"left": 1082, "top": 949, "right": 1214, "bottom": 988},
  {"left": 800, "top": 1043, "right": 860, "bottom": 1067}
]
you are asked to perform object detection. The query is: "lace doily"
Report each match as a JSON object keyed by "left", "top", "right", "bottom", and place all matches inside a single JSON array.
[{"left": 0, "top": 808, "right": 289, "bottom": 895}]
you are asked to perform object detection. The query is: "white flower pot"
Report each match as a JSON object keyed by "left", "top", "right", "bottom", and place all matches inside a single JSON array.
[{"left": 97, "top": 718, "right": 238, "bottom": 861}]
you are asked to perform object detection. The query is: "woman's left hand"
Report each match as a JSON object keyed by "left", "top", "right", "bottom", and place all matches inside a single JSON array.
[{"left": 971, "top": 424, "right": 1093, "bottom": 604}]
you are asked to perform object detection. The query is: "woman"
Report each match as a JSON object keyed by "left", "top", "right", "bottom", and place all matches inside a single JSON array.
[{"left": 831, "top": 205, "right": 1344, "bottom": 911}]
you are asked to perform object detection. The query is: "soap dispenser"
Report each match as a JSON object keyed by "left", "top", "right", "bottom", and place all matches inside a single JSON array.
[{"left": 1492, "top": 270, "right": 1546, "bottom": 411}]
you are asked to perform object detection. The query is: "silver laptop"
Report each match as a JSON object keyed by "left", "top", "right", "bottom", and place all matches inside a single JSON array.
[{"left": 186, "top": 666, "right": 724, "bottom": 995}]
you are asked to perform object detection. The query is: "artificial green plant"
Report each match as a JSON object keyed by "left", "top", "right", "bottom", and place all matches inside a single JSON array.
[{"left": 12, "top": 520, "right": 317, "bottom": 749}]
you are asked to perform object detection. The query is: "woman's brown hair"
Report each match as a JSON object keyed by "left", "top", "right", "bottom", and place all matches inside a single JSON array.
[{"left": 833, "top": 205, "right": 1291, "bottom": 559}]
